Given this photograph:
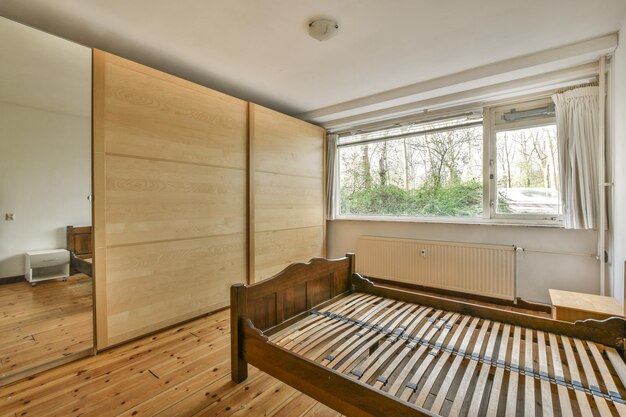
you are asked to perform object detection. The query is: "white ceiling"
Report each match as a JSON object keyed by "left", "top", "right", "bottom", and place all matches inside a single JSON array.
[
  {"left": 1, "top": 0, "right": 625, "bottom": 119},
  {"left": 0, "top": 17, "right": 91, "bottom": 118}
]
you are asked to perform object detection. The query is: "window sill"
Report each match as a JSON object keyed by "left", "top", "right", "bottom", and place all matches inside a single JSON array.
[{"left": 330, "top": 215, "right": 563, "bottom": 228}]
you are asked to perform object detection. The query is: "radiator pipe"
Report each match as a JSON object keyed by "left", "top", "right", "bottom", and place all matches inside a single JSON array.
[{"left": 515, "top": 246, "right": 597, "bottom": 258}]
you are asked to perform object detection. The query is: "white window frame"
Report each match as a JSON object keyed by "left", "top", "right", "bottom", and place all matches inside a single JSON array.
[
  {"left": 486, "top": 98, "right": 562, "bottom": 224},
  {"left": 334, "top": 96, "right": 563, "bottom": 227}
]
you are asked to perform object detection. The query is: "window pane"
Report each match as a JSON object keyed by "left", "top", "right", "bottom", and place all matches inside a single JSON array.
[
  {"left": 338, "top": 123, "right": 483, "bottom": 217},
  {"left": 496, "top": 125, "right": 560, "bottom": 215}
]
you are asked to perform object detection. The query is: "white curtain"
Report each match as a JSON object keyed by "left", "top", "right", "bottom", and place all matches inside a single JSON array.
[
  {"left": 326, "top": 134, "right": 338, "bottom": 220},
  {"left": 552, "top": 86, "right": 600, "bottom": 229}
]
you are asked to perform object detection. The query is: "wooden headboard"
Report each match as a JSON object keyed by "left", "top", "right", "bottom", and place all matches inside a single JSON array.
[
  {"left": 66, "top": 225, "right": 92, "bottom": 258},
  {"left": 232, "top": 254, "right": 354, "bottom": 333}
]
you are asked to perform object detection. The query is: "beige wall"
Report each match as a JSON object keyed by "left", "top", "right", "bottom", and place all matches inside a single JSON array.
[
  {"left": 327, "top": 220, "right": 598, "bottom": 304},
  {"left": 0, "top": 17, "right": 91, "bottom": 278}
]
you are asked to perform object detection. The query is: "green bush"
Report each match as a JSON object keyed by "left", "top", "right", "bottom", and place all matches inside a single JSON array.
[{"left": 340, "top": 180, "right": 483, "bottom": 217}]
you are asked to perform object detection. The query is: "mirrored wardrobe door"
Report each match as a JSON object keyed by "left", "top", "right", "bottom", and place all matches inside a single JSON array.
[{"left": 0, "top": 16, "right": 93, "bottom": 385}]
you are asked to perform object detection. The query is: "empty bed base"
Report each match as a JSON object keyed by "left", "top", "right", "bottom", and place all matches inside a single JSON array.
[
  {"left": 231, "top": 255, "right": 626, "bottom": 417},
  {"left": 270, "top": 292, "right": 626, "bottom": 416}
]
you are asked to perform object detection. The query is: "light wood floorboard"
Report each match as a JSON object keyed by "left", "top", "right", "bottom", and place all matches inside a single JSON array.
[
  {"left": 0, "top": 275, "right": 93, "bottom": 379},
  {"left": 0, "top": 308, "right": 341, "bottom": 417}
]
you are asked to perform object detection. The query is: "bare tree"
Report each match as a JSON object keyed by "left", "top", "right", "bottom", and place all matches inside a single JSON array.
[
  {"left": 547, "top": 132, "right": 558, "bottom": 190},
  {"left": 360, "top": 145, "right": 372, "bottom": 189},
  {"left": 402, "top": 139, "right": 410, "bottom": 190},
  {"left": 378, "top": 141, "right": 388, "bottom": 186},
  {"left": 516, "top": 131, "right": 536, "bottom": 187},
  {"left": 497, "top": 133, "right": 516, "bottom": 188}
]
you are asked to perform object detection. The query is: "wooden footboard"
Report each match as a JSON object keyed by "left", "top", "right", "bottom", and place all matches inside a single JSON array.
[
  {"left": 231, "top": 256, "right": 626, "bottom": 417},
  {"left": 70, "top": 253, "right": 92, "bottom": 277},
  {"left": 67, "top": 225, "right": 93, "bottom": 277}
]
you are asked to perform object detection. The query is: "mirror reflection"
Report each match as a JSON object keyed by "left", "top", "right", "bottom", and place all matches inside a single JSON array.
[{"left": 0, "top": 16, "right": 93, "bottom": 382}]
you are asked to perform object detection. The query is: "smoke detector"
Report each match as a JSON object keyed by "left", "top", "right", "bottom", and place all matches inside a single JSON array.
[{"left": 308, "top": 19, "right": 339, "bottom": 41}]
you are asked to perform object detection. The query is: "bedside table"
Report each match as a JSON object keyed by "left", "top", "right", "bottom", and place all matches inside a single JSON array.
[{"left": 24, "top": 249, "right": 70, "bottom": 286}]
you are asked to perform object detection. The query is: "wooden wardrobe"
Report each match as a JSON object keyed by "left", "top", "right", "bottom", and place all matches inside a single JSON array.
[
  {"left": 249, "top": 104, "right": 326, "bottom": 282},
  {"left": 92, "top": 50, "right": 325, "bottom": 349}
]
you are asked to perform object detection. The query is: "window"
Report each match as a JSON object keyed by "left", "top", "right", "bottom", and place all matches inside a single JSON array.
[
  {"left": 338, "top": 115, "right": 483, "bottom": 217},
  {"left": 334, "top": 97, "right": 562, "bottom": 225},
  {"left": 490, "top": 99, "right": 560, "bottom": 220}
]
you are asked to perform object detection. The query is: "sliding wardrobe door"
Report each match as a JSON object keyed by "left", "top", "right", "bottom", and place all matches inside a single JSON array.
[
  {"left": 0, "top": 16, "right": 93, "bottom": 384},
  {"left": 93, "top": 50, "right": 247, "bottom": 348},
  {"left": 250, "top": 104, "right": 326, "bottom": 282}
]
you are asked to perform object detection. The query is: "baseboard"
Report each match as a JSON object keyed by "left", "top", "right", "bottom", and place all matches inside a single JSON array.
[
  {"left": 96, "top": 305, "right": 230, "bottom": 353},
  {"left": 0, "top": 348, "right": 94, "bottom": 387},
  {"left": 0, "top": 275, "right": 24, "bottom": 285}
]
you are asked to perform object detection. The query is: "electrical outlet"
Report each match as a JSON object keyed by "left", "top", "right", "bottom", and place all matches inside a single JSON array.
[{"left": 5, "top": 213, "right": 15, "bottom": 221}]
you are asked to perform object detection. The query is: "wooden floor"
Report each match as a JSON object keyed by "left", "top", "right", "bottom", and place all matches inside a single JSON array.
[
  {"left": 0, "top": 308, "right": 342, "bottom": 417},
  {"left": 0, "top": 275, "right": 93, "bottom": 380},
  {"left": 0, "top": 290, "right": 559, "bottom": 417}
]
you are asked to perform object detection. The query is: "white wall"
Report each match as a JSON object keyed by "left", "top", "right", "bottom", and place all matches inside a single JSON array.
[
  {"left": 0, "top": 17, "right": 91, "bottom": 278},
  {"left": 613, "top": 19, "right": 626, "bottom": 307},
  {"left": 327, "top": 220, "right": 599, "bottom": 304},
  {"left": 328, "top": 25, "right": 626, "bottom": 307}
]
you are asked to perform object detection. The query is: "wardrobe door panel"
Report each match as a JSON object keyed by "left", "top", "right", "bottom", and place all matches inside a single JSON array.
[
  {"left": 251, "top": 104, "right": 326, "bottom": 282},
  {"left": 93, "top": 50, "right": 247, "bottom": 349}
]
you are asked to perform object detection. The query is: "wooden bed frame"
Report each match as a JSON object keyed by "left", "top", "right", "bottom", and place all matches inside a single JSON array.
[
  {"left": 231, "top": 254, "right": 626, "bottom": 417},
  {"left": 66, "top": 225, "right": 93, "bottom": 277}
]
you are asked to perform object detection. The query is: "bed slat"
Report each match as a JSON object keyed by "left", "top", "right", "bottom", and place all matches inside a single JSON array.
[
  {"left": 548, "top": 333, "right": 573, "bottom": 416},
  {"left": 606, "top": 347, "right": 626, "bottom": 392},
  {"left": 370, "top": 307, "right": 435, "bottom": 390},
  {"left": 272, "top": 293, "right": 369, "bottom": 344},
  {"left": 588, "top": 341, "right": 626, "bottom": 417},
  {"left": 385, "top": 310, "right": 447, "bottom": 397},
  {"left": 524, "top": 328, "right": 536, "bottom": 417},
  {"left": 504, "top": 326, "right": 522, "bottom": 417},
  {"left": 447, "top": 319, "right": 491, "bottom": 417},
  {"left": 429, "top": 316, "right": 479, "bottom": 413},
  {"left": 537, "top": 330, "right": 555, "bottom": 417},
  {"left": 466, "top": 321, "right": 501, "bottom": 417},
  {"left": 333, "top": 303, "right": 418, "bottom": 372},
  {"left": 353, "top": 306, "right": 427, "bottom": 383},
  {"left": 574, "top": 338, "right": 613, "bottom": 416},
  {"left": 398, "top": 313, "right": 459, "bottom": 402},
  {"left": 294, "top": 296, "right": 386, "bottom": 356},
  {"left": 561, "top": 336, "right": 594, "bottom": 417},
  {"left": 486, "top": 323, "right": 511, "bottom": 417},
  {"left": 280, "top": 294, "right": 377, "bottom": 350},
  {"left": 412, "top": 315, "right": 472, "bottom": 407}
]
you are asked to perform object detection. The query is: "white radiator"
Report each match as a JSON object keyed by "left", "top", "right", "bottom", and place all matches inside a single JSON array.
[{"left": 356, "top": 236, "right": 516, "bottom": 300}]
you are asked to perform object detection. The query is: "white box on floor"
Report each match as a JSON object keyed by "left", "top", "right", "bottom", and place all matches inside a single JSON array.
[{"left": 24, "top": 249, "right": 70, "bottom": 285}]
